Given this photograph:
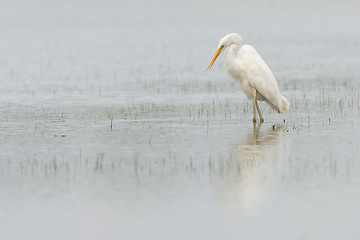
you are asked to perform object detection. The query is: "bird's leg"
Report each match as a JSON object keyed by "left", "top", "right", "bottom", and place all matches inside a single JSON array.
[
  {"left": 252, "top": 89, "right": 257, "bottom": 123},
  {"left": 255, "top": 101, "right": 264, "bottom": 123},
  {"left": 253, "top": 122, "right": 257, "bottom": 140}
]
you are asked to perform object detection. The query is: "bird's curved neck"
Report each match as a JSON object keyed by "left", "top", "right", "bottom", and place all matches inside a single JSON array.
[{"left": 226, "top": 44, "right": 241, "bottom": 67}]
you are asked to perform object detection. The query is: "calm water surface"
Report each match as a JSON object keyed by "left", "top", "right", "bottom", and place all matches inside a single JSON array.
[{"left": 1, "top": 0, "right": 360, "bottom": 239}]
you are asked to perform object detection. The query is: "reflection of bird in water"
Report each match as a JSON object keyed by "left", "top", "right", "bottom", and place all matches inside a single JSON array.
[{"left": 211, "top": 123, "right": 290, "bottom": 216}]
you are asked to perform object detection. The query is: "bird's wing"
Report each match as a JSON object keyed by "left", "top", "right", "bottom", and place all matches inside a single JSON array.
[{"left": 241, "top": 45, "right": 281, "bottom": 107}]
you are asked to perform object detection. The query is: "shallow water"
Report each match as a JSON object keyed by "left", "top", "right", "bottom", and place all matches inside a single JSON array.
[{"left": 1, "top": 0, "right": 360, "bottom": 239}]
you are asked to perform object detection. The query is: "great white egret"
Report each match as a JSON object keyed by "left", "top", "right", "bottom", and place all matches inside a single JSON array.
[{"left": 207, "top": 33, "right": 289, "bottom": 123}]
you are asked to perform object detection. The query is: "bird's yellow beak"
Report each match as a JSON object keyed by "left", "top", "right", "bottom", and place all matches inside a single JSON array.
[{"left": 207, "top": 46, "right": 223, "bottom": 70}]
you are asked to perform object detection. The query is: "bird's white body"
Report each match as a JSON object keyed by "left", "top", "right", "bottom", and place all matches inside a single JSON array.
[
  {"left": 226, "top": 43, "right": 288, "bottom": 113},
  {"left": 208, "top": 33, "right": 289, "bottom": 122}
]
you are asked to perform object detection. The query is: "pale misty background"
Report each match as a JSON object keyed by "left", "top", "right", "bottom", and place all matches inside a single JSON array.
[{"left": 0, "top": 1, "right": 360, "bottom": 240}]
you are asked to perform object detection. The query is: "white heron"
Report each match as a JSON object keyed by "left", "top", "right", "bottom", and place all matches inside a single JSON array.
[{"left": 207, "top": 33, "right": 289, "bottom": 123}]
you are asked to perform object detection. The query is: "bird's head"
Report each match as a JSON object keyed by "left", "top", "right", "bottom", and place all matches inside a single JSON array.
[{"left": 207, "top": 33, "right": 243, "bottom": 70}]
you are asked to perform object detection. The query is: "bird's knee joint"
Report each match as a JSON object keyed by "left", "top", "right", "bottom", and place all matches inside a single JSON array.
[{"left": 252, "top": 88, "right": 257, "bottom": 97}]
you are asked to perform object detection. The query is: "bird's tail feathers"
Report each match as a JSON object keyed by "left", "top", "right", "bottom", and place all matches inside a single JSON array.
[{"left": 281, "top": 96, "right": 290, "bottom": 113}]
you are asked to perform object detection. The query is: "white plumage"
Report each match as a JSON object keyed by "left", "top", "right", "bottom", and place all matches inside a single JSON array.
[{"left": 208, "top": 33, "right": 289, "bottom": 122}]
